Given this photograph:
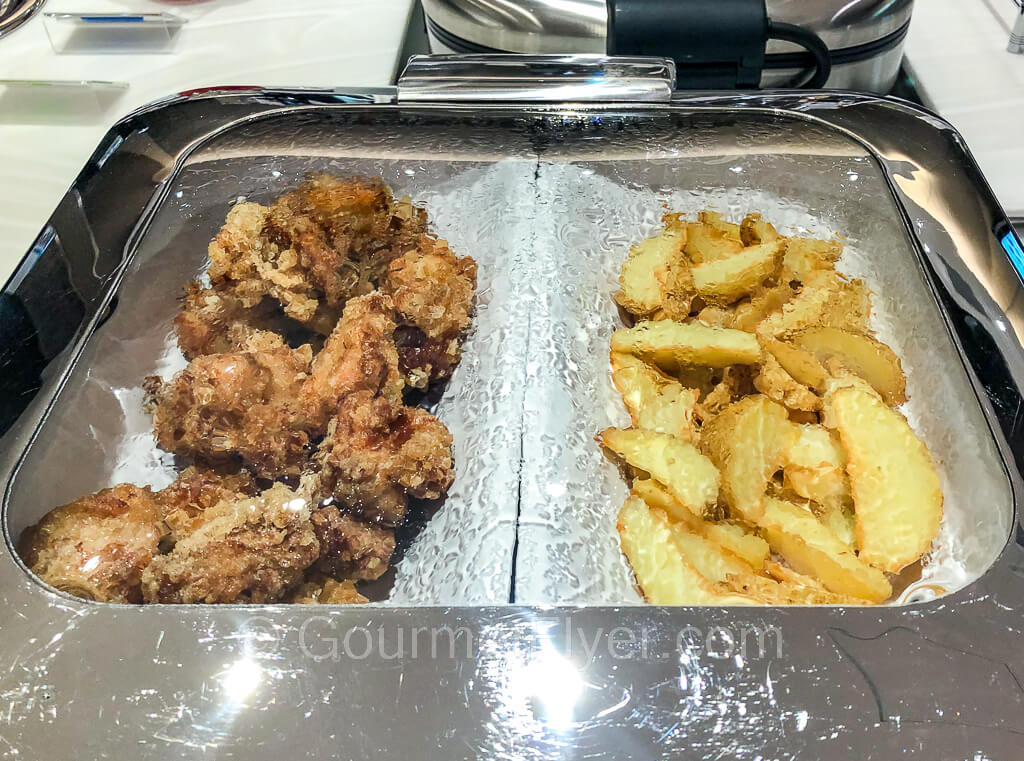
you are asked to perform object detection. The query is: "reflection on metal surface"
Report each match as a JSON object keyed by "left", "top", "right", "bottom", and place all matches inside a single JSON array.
[
  {"left": 420, "top": 0, "right": 913, "bottom": 91},
  {"left": 1010, "top": 0, "right": 1024, "bottom": 53},
  {"left": 0, "top": 0, "right": 44, "bottom": 39},
  {"left": 221, "top": 658, "right": 263, "bottom": 703},
  {"left": 514, "top": 647, "right": 585, "bottom": 729},
  {"left": 398, "top": 53, "right": 676, "bottom": 102}
]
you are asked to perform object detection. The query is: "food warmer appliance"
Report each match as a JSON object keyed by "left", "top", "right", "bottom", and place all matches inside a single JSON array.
[{"left": 0, "top": 56, "right": 1023, "bottom": 759}]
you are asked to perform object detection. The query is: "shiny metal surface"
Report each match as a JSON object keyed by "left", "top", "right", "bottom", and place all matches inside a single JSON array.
[
  {"left": 0, "top": 0, "right": 44, "bottom": 38},
  {"left": 422, "top": 0, "right": 912, "bottom": 92},
  {"left": 757, "top": 40, "right": 904, "bottom": 91},
  {"left": 1010, "top": 0, "right": 1024, "bottom": 53},
  {"left": 398, "top": 53, "right": 675, "bottom": 101},
  {"left": 423, "top": 0, "right": 912, "bottom": 51},
  {"left": 2, "top": 89, "right": 1024, "bottom": 758}
]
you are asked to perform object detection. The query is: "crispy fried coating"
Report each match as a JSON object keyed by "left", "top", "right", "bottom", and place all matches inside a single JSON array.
[
  {"left": 155, "top": 466, "right": 257, "bottom": 543},
  {"left": 206, "top": 176, "right": 427, "bottom": 328},
  {"left": 314, "top": 390, "right": 454, "bottom": 525},
  {"left": 19, "top": 484, "right": 165, "bottom": 603},
  {"left": 287, "top": 575, "right": 368, "bottom": 604},
  {"left": 310, "top": 506, "right": 395, "bottom": 580},
  {"left": 382, "top": 236, "right": 477, "bottom": 389},
  {"left": 175, "top": 283, "right": 326, "bottom": 360},
  {"left": 300, "top": 291, "right": 404, "bottom": 431},
  {"left": 148, "top": 333, "right": 314, "bottom": 478},
  {"left": 141, "top": 483, "right": 319, "bottom": 604}
]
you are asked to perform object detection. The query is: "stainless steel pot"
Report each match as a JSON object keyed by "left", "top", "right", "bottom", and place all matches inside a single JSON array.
[{"left": 422, "top": 0, "right": 913, "bottom": 92}]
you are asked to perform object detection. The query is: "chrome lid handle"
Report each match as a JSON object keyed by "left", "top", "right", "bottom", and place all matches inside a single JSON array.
[
  {"left": 1010, "top": 1, "right": 1024, "bottom": 54},
  {"left": 396, "top": 53, "right": 676, "bottom": 102}
]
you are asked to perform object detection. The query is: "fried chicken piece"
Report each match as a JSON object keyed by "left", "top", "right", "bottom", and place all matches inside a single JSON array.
[
  {"left": 19, "top": 484, "right": 166, "bottom": 603},
  {"left": 175, "top": 283, "right": 325, "bottom": 360},
  {"left": 300, "top": 291, "right": 404, "bottom": 431},
  {"left": 141, "top": 483, "right": 319, "bottom": 604},
  {"left": 314, "top": 390, "right": 454, "bottom": 525},
  {"left": 147, "top": 332, "right": 314, "bottom": 478},
  {"left": 155, "top": 466, "right": 257, "bottom": 543},
  {"left": 207, "top": 176, "right": 427, "bottom": 328},
  {"left": 309, "top": 505, "right": 395, "bottom": 580},
  {"left": 381, "top": 236, "right": 477, "bottom": 388},
  {"left": 287, "top": 575, "right": 368, "bottom": 604}
]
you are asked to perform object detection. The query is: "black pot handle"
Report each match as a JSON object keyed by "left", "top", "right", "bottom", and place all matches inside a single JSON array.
[{"left": 607, "top": 0, "right": 831, "bottom": 90}]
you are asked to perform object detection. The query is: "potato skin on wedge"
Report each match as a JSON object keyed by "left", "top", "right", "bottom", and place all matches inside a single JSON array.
[
  {"left": 791, "top": 327, "right": 907, "bottom": 406},
  {"left": 700, "top": 395, "right": 794, "bottom": 522},
  {"left": 685, "top": 220, "right": 744, "bottom": 264},
  {"left": 598, "top": 428, "right": 720, "bottom": 517},
  {"left": 781, "top": 424, "right": 849, "bottom": 509},
  {"left": 756, "top": 497, "right": 892, "bottom": 602},
  {"left": 827, "top": 386, "right": 942, "bottom": 573},
  {"left": 617, "top": 497, "right": 754, "bottom": 605},
  {"left": 753, "top": 351, "right": 822, "bottom": 412},
  {"left": 760, "top": 270, "right": 871, "bottom": 336},
  {"left": 632, "top": 479, "right": 770, "bottom": 569},
  {"left": 612, "top": 365, "right": 699, "bottom": 442},
  {"left": 691, "top": 240, "right": 783, "bottom": 304},
  {"left": 615, "top": 216, "right": 687, "bottom": 316},
  {"left": 611, "top": 320, "right": 761, "bottom": 371}
]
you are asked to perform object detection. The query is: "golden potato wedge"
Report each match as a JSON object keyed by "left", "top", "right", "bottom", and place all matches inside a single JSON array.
[
  {"left": 791, "top": 327, "right": 907, "bottom": 406},
  {"left": 699, "top": 395, "right": 793, "bottom": 522},
  {"left": 759, "top": 270, "right": 871, "bottom": 336},
  {"left": 781, "top": 424, "right": 848, "bottom": 508},
  {"left": 610, "top": 350, "right": 651, "bottom": 374},
  {"left": 757, "top": 497, "right": 892, "bottom": 602},
  {"left": 781, "top": 237, "right": 843, "bottom": 281},
  {"left": 759, "top": 560, "right": 864, "bottom": 605},
  {"left": 696, "top": 305, "right": 735, "bottom": 328},
  {"left": 739, "top": 213, "right": 780, "bottom": 246},
  {"left": 610, "top": 320, "right": 761, "bottom": 372},
  {"left": 612, "top": 366, "right": 699, "bottom": 441},
  {"left": 691, "top": 240, "right": 783, "bottom": 304},
  {"left": 617, "top": 496, "right": 754, "bottom": 605},
  {"left": 615, "top": 216, "right": 687, "bottom": 315},
  {"left": 669, "top": 521, "right": 759, "bottom": 586},
  {"left": 729, "top": 562, "right": 860, "bottom": 605},
  {"left": 732, "top": 283, "right": 796, "bottom": 332},
  {"left": 753, "top": 351, "right": 822, "bottom": 412},
  {"left": 828, "top": 386, "right": 942, "bottom": 572},
  {"left": 763, "top": 338, "right": 827, "bottom": 391},
  {"left": 598, "top": 428, "right": 720, "bottom": 516},
  {"left": 632, "top": 479, "right": 769, "bottom": 569},
  {"left": 685, "top": 222, "right": 744, "bottom": 264},
  {"left": 699, "top": 210, "right": 743, "bottom": 240},
  {"left": 658, "top": 257, "right": 697, "bottom": 320},
  {"left": 817, "top": 502, "right": 857, "bottom": 549}
]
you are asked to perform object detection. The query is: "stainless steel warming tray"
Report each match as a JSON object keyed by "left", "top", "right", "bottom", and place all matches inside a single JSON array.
[{"left": 2, "top": 57, "right": 1024, "bottom": 759}]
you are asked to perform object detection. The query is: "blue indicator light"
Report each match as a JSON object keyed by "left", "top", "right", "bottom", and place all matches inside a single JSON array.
[
  {"left": 81, "top": 16, "right": 145, "bottom": 23},
  {"left": 1000, "top": 230, "right": 1024, "bottom": 279}
]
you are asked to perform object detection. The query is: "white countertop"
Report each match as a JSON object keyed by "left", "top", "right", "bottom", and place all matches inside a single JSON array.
[
  {"left": 904, "top": 0, "right": 1024, "bottom": 217},
  {"left": 0, "top": 0, "right": 414, "bottom": 283}
]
